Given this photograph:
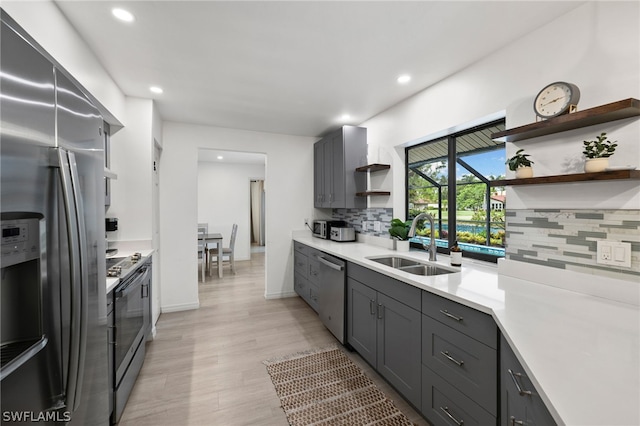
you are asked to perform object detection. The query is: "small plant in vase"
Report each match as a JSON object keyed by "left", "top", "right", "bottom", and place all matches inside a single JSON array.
[
  {"left": 583, "top": 132, "right": 617, "bottom": 173},
  {"left": 389, "top": 218, "right": 411, "bottom": 251},
  {"left": 506, "top": 149, "right": 534, "bottom": 178}
]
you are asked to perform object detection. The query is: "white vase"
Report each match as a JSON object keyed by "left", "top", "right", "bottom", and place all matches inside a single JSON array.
[
  {"left": 395, "top": 240, "right": 410, "bottom": 252},
  {"left": 515, "top": 166, "right": 533, "bottom": 179},
  {"left": 584, "top": 157, "right": 609, "bottom": 173}
]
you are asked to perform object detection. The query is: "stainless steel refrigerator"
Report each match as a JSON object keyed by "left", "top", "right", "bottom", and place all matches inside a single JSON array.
[{"left": 1, "top": 11, "right": 109, "bottom": 425}]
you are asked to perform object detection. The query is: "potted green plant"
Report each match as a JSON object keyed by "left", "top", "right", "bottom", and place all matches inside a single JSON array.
[
  {"left": 389, "top": 218, "right": 411, "bottom": 251},
  {"left": 582, "top": 132, "right": 617, "bottom": 173},
  {"left": 506, "top": 149, "right": 534, "bottom": 178}
]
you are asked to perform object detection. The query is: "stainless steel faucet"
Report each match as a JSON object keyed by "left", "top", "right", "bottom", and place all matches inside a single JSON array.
[{"left": 407, "top": 213, "right": 437, "bottom": 261}]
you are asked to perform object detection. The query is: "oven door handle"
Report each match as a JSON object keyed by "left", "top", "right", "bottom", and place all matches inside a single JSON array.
[{"left": 115, "top": 280, "right": 142, "bottom": 299}]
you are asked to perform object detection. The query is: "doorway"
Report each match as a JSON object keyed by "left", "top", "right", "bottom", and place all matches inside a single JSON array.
[
  {"left": 196, "top": 149, "right": 266, "bottom": 265},
  {"left": 250, "top": 179, "right": 265, "bottom": 253}
]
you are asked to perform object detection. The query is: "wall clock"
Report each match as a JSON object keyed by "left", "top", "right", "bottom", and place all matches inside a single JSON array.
[{"left": 533, "top": 81, "right": 580, "bottom": 119}]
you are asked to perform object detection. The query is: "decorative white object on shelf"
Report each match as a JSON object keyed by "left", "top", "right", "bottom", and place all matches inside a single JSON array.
[
  {"left": 584, "top": 158, "right": 609, "bottom": 173},
  {"left": 515, "top": 166, "right": 533, "bottom": 179}
]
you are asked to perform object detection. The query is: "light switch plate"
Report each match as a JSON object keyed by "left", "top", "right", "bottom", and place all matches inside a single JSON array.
[{"left": 596, "top": 241, "right": 631, "bottom": 268}]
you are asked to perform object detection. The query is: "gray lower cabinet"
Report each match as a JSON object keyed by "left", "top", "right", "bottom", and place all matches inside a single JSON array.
[
  {"left": 293, "top": 242, "right": 319, "bottom": 312},
  {"left": 500, "top": 335, "right": 556, "bottom": 426},
  {"left": 421, "top": 291, "right": 498, "bottom": 426},
  {"left": 313, "top": 125, "right": 366, "bottom": 209},
  {"left": 347, "top": 263, "right": 421, "bottom": 408}
]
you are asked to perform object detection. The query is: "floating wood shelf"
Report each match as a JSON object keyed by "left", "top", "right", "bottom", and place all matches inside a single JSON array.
[
  {"left": 356, "top": 190, "right": 391, "bottom": 197},
  {"left": 355, "top": 163, "right": 391, "bottom": 173},
  {"left": 491, "top": 169, "right": 640, "bottom": 186},
  {"left": 492, "top": 98, "right": 640, "bottom": 142}
]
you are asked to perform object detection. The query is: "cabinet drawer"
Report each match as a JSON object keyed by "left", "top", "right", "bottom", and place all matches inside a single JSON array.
[
  {"left": 500, "top": 335, "right": 556, "bottom": 426},
  {"left": 422, "top": 291, "right": 497, "bottom": 349},
  {"left": 294, "top": 273, "right": 309, "bottom": 298},
  {"left": 422, "top": 315, "right": 497, "bottom": 414},
  {"left": 348, "top": 262, "right": 421, "bottom": 311},
  {"left": 293, "top": 241, "right": 309, "bottom": 255},
  {"left": 308, "top": 282, "right": 319, "bottom": 312},
  {"left": 294, "top": 273, "right": 319, "bottom": 313},
  {"left": 294, "top": 251, "right": 309, "bottom": 279},
  {"left": 308, "top": 249, "right": 321, "bottom": 285},
  {"left": 422, "top": 366, "right": 496, "bottom": 426}
]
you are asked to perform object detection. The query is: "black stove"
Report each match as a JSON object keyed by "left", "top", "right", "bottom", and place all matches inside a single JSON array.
[{"left": 106, "top": 252, "right": 142, "bottom": 277}]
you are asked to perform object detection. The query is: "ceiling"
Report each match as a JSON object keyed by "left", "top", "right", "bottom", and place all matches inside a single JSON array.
[{"left": 54, "top": 1, "right": 582, "bottom": 138}]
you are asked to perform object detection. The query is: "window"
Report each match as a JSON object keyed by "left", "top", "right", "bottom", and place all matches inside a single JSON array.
[{"left": 406, "top": 119, "right": 506, "bottom": 262}]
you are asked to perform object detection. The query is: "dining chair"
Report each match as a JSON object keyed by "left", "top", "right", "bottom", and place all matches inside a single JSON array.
[
  {"left": 209, "top": 223, "right": 238, "bottom": 275},
  {"left": 197, "top": 225, "right": 208, "bottom": 282}
]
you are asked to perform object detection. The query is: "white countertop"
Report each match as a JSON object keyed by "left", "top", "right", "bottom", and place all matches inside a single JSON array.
[
  {"left": 106, "top": 249, "right": 154, "bottom": 294},
  {"left": 293, "top": 234, "right": 640, "bottom": 426}
]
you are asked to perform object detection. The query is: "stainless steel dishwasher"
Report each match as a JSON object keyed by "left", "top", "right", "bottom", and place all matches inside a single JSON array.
[{"left": 317, "top": 253, "right": 346, "bottom": 344}]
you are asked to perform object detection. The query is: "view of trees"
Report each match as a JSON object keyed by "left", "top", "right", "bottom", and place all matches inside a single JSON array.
[{"left": 408, "top": 163, "right": 505, "bottom": 248}]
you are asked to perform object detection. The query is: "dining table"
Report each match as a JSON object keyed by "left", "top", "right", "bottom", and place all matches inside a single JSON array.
[{"left": 204, "top": 233, "right": 224, "bottom": 278}]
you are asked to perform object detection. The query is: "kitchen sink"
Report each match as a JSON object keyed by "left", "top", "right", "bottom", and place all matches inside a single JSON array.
[
  {"left": 395, "top": 264, "right": 455, "bottom": 276},
  {"left": 367, "top": 256, "right": 457, "bottom": 276},
  {"left": 368, "top": 256, "right": 421, "bottom": 268}
]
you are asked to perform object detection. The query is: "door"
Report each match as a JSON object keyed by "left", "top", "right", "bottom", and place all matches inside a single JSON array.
[
  {"left": 0, "top": 15, "right": 63, "bottom": 423},
  {"left": 346, "top": 278, "right": 377, "bottom": 367},
  {"left": 56, "top": 70, "right": 108, "bottom": 426},
  {"left": 330, "top": 131, "right": 346, "bottom": 207},
  {"left": 322, "top": 137, "right": 333, "bottom": 208},
  {"left": 314, "top": 142, "right": 324, "bottom": 207},
  {"left": 377, "top": 292, "right": 422, "bottom": 407}
]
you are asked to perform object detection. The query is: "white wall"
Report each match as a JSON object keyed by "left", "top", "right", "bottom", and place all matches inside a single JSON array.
[
  {"left": 197, "top": 160, "right": 265, "bottom": 261},
  {"left": 2, "top": 1, "right": 126, "bottom": 125},
  {"left": 361, "top": 2, "right": 640, "bottom": 214},
  {"left": 109, "top": 98, "right": 155, "bottom": 242},
  {"left": 159, "top": 122, "right": 316, "bottom": 311}
]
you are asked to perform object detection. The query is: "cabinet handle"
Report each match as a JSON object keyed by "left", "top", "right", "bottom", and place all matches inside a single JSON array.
[
  {"left": 508, "top": 369, "right": 532, "bottom": 396},
  {"left": 439, "top": 309, "right": 463, "bottom": 322},
  {"left": 440, "top": 406, "right": 464, "bottom": 426},
  {"left": 510, "top": 417, "right": 524, "bottom": 426},
  {"left": 377, "top": 303, "right": 384, "bottom": 319},
  {"left": 369, "top": 300, "right": 376, "bottom": 315},
  {"left": 440, "top": 350, "right": 464, "bottom": 367}
]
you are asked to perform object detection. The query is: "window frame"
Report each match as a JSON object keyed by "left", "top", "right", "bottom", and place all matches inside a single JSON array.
[{"left": 405, "top": 118, "right": 506, "bottom": 263}]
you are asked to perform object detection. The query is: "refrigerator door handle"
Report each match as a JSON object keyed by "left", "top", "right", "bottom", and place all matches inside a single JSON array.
[
  {"left": 58, "top": 149, "right": 89, "bottom": 412},
  {"left": 0, "top": 336, "right": 48, "bottom": 381}
]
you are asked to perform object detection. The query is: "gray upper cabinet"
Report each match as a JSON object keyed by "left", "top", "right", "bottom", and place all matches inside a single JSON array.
[{"left": 314, "top": 126, "right": 366, "bottom": 208}]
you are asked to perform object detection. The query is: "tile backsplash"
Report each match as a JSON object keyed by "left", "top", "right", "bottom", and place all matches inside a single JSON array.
[
  {"left": 332, "top": 208, "right": 393, "bottom": 237},
  {"left": 506, "top": 209, "right": 639, "bottom": 280}
]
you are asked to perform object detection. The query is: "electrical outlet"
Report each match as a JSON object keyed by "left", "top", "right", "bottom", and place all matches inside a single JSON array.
[
  {"left": 373, "top": 221, "right": 381, "bottom": 232},
  {"left": 597, "top": 240, "right": 631, "bottom": 267},
  {"left": 304, "top": 218, "right": 309, "bottom": 226}
]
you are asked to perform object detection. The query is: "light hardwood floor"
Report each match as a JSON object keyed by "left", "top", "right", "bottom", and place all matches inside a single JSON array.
[{"left": 118, "top": 252, "right": 429, "bottom": 425}]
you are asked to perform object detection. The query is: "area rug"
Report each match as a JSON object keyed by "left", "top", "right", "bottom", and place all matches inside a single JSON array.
[{"left": 263, "top": 345, "right": 415, "bottom": 425}]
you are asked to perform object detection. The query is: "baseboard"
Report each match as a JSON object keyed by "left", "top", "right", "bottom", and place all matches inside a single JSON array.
[
  {"left": 265, "top": 291, "right": 298, "bottom": 300},
  {"left": 160, "top": 301, "right": 200, "bottom": 313}
]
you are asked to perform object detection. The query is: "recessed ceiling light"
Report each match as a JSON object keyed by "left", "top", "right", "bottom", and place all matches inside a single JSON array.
[
  {"left": 149, "top": 86, "right": 163, "bottom": 94},
  {"left": 397, "top": 74, "right": 411, "bottom": 84},
  {"left": 112, "top": 8, "right": 135, "bottom": 23},
  {"left": 340, "top": 114, "right": 351, "bottom": 121},
  {"left": 217, "top": 155, "right": 224, "bottom": 160}
]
